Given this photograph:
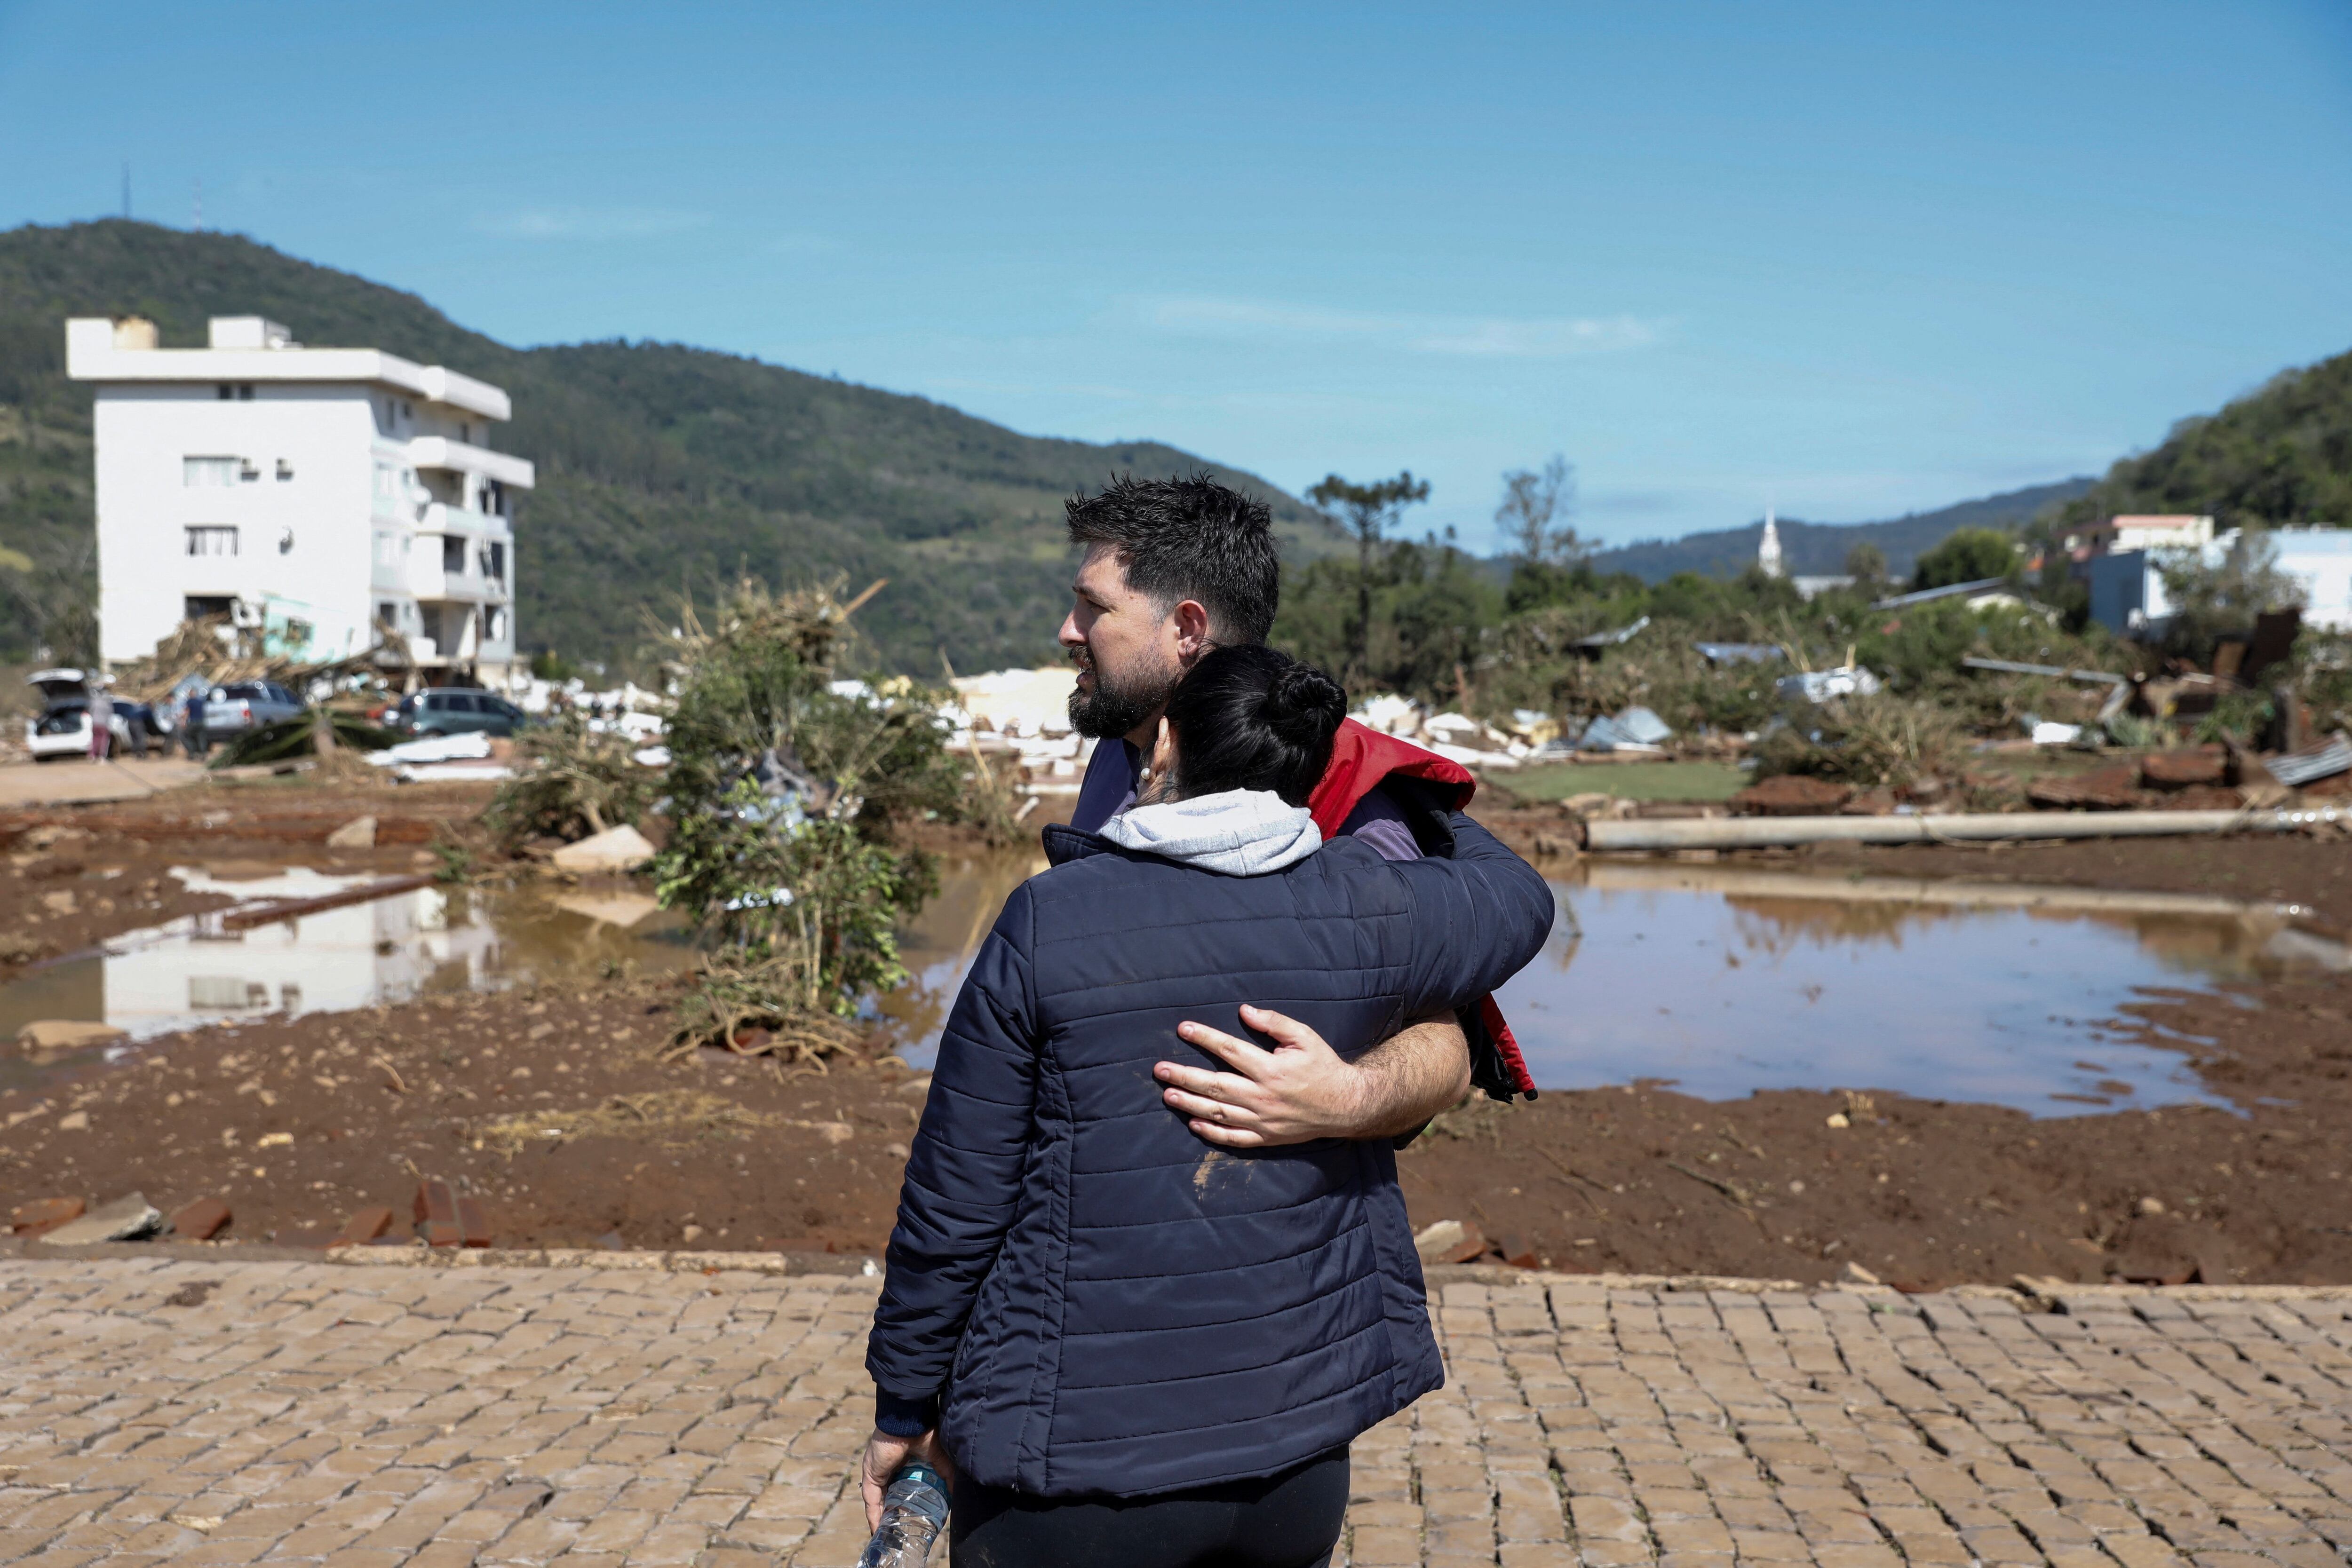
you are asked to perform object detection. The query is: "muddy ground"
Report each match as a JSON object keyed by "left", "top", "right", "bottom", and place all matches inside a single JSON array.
[{"left": 0, "top": 776, "right": 2348, "bottom": 1286}]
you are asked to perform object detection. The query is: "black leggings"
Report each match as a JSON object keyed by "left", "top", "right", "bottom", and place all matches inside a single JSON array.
[{"left": 949, "top": 1446, "right": 1348, "bottom": 1568}]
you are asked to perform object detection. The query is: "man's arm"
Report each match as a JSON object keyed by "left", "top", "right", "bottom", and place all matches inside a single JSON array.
[{"left": 1155, "top": 1007, "right": 1469, "bottom": 1149}]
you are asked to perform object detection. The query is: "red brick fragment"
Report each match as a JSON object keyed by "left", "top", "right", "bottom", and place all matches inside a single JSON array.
[
  {"left": 334, "top": 1206, "right": 395, "bottom": 1247},
  {"left": 9, "top": 1197, "right": 85, "bottom": 1237},
  {"left": 167, "top": 1197, "right": 230, "bottom": 1241},
  {"left": 2027, "top": 764, "right": 2142, "bottom": 810},
  {"left": 453, "top": 1196, "right": 492, "bottom": 1249},
  {"left": 2141, "top": 747, "right": 2228, "bottom": 789},
  {"left": 1729, "top": 775, "right": 1852, "bottom": 816},
  {"left": 414, "top": 1178, "right": 462, "bottom": 1248}
]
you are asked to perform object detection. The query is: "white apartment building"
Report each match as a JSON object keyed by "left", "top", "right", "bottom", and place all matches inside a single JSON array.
[{"left": 64, "top": 314, "right": 532, "bottom": 681}]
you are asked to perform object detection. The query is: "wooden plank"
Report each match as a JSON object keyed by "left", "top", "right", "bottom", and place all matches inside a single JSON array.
[{"left": 220, "top": 873, "right": 435, "bottom": 929}]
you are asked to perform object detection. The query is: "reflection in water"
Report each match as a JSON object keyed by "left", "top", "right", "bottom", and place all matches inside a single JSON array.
[
  {"left": 1495, "top": 863, "right": 2341, "bottom": 1116},
  {"left": 868, "top": 855, "right": 2348, "bottom": 1115},
  {"left": 0, "top": 869, "right": 697, "bottom": 1092},
  {"left": 8, "top": 850, "right": 2338, "bottom": 1116},
  {"left": 877, "top": 849, "right": 1047, "bottom": 1067}
]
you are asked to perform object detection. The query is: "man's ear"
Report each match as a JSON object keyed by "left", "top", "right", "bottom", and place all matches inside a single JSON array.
[{"left": 1171, "top": 598, "right": 1213, "bottom": 662}]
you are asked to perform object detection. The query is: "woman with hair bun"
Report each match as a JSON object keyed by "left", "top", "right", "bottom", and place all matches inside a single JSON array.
[{"left": 863, "top": 644, "right": 1554, "bottom": 1568}]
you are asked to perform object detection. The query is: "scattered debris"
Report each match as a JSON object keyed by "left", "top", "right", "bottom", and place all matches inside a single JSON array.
[
  {"left": 168, "top": 1197, "right": 231, "bottom": 1240},
  {"left": 1571, "top": 616, "right": 1652, "bottom": 660},
  {"left": 1775, "top": 665, "right": 1883, "bottom": 704},
  {"left": 16, "top": 1019, "right": 128, "bottom": 1055},
  {"left": 1960, "top": 656, "right": 2127, "bottom": 686},
  {"left": 1841, "top": 1261, "right": 1882, "bottom": 1286},
  {"left": 221, "top": 874, "right": 433, "bottom": 931},
  {"left": 548, "top": 823, "right": 656, "bottom": 874},
  {"left": 1412, "top": 1217, "right": 1491, "bottom": 1265},
  {"left": 1730, "top": 776, "right": 1853, "bottom": 816},
  {"left": 41, "top": 1192, "right": 164, "bottom": 1245},
  {"left": 8, "top": 1197, "right": 85, "bottom": 1236},
  {"left": 1695, "top": 642, "right": 1783, "bottom": 666},
  {"left": 2141, "top": 749, "right": 2230, "bottom": 790},
  {"left": 325, "top": 815, "right": 377, "bottom": 849},
  {"left": 1579, "top": 706, "right": 1673, "bottom": 754},
  {"left": 2268, "top": 732, "right": 2352, "bottom": 791},
  {"left": 337, "top": 1206, "right": 397, "bottom": 1246},
  {"left": 2027, "top": 765, "right": 2142, "bottom": 811},
  {"left": 411, "top": 1178, "right": 491, "bottom": 1249},
  {"left": 159, "top": 1279, "right": 219, "bottom": 1307}
]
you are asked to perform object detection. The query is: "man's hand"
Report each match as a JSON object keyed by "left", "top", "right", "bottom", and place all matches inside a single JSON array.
[
  {"left": 1159, "top": 1006, "right": 1469, "bottom": 1147},
  {"left": 859, "top": 1428, "right": 956, "bottom": 1531}
]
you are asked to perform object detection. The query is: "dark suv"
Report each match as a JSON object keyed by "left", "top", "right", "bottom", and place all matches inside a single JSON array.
[{"left": 394, "top": 688, "right": 529, "bottom": 738}]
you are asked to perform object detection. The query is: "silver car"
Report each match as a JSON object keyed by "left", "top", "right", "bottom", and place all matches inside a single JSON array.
[{"left": 200, "top": 680, "right": 306, "bottom": 743}]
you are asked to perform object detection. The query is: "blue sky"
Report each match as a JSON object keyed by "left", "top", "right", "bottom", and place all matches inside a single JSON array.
[{"left": 5, "top": 1, "right": 2350, "bottom": 553}]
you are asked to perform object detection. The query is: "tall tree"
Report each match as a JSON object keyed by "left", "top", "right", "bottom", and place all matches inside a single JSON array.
[
  {"left": 1843, "top": 540, "right": 1888, "bottom": 585},
  {"left": 1308, "top": 470, "right": 1430, "bottom": 677},
  {"left": 1496, "top": 454, "right": 1580, "bottom": 564}
]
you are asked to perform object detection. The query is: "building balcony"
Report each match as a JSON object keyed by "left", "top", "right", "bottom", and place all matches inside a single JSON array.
[
  {"left": 416, "top": 502, "right": 513, "bottom": 537},
  {"left": 405, "top": 437, "right": 535, "bottom": 491},
  {"left": 405, "top": 558, "right": 510, "bottom": 604}
]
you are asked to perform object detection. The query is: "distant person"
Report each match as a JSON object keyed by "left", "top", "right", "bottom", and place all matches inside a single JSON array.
[
  {"left": 864, "top": 644, "right": 1554, "bottom": 1565},
  {"left": 86, "top": 680, "right": 111, "bottom": 763},
  {"left": 182, "top": 689, "right": 208, "bottom": 759}
]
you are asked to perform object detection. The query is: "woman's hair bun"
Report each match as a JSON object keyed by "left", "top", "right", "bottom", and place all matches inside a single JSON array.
[{"left": 1265, "top": 662, "right": 1346, "bottom": 740}]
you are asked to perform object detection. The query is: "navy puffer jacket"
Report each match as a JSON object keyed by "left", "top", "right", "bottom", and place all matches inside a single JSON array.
[{"left": 866, "top": 812, "right": 1554, "bottom": 1497}]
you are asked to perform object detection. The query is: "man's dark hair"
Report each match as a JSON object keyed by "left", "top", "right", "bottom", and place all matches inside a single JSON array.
[{"left": 1065, "top": 474, "right": 1280, "bottom": 645}]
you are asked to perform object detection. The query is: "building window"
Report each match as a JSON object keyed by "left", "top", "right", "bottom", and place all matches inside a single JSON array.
[
  {"left": 485, "top": 608, "right": 507, "bottom": 641},
  {"left": 442, "top": 536, "right": 467, "bottom": 573},
  {"left": 377, "top": 602, "right": 399, "bottom": 627},
  {"left": 185, "top": 526, "right": 238, "bottom": 557},
  {"left": 183, "top": 455, "right": 239, "bottom": 487},
  {"left": 185, "top": 595, "right": 235, "bottom": 622},
  {"left": 238, "top": 384, "right": 255, "bottom": 401},
  {"left": 275, "top": 459, "right": 293, "bottom": 482},
  {"left": 216, "top": 384, "right": 232, "bottom": 401},
  {"left": 487, "top": 541, "right": 507, "bottom": 581}
]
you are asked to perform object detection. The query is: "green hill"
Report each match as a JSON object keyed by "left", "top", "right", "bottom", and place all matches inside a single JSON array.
[
  {"left": 0, "top": 220, "right": 1341, "bottom": 673},
  {"left": 2048, "top": 347, "right": 2352, "bottom": 537},
  {"left": 1582, "top": 478, "right": 2094, "bottom": 585}
]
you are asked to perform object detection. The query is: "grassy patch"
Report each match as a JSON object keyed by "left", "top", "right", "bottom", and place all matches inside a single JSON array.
[{"left": 1501, "top": 760, "right": 1748, "bottom": 803}]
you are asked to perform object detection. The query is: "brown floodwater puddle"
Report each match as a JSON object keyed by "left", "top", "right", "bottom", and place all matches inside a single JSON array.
[{"left": 3, "top": 851, "right": 2343, "bottom": 1115}]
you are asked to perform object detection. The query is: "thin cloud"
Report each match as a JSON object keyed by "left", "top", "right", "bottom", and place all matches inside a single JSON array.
[
  {"left": 477, "top": 207, "right": 711, "bottom": 240},
  {"left": 1146, "top": 296, "right": 1660, "bottom": 357}
]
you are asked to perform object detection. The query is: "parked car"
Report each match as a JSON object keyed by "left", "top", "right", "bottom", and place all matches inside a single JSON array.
[
  {"left": 200, "top": 681, "right": 306, "bottom": 744},
  {"left": 393, "top": 688, "right": 530, "bottom": 738},
  {"left": 24, "top": 669, "right": 167, "bottom": 760}
]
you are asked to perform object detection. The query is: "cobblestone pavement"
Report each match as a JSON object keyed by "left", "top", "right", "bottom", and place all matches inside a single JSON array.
[{"left": 4, "top": 1257, "right": 2352, "bottom": 1567}]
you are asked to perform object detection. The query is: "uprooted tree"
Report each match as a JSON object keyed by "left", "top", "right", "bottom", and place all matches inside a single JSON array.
[{"left": 648, "top": 575, "right": 967, "bottom": 1062}]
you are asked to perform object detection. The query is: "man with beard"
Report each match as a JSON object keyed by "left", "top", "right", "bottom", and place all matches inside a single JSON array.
[{"left": 1060, "top": 473, "right": 1521, "bottom": 1148}]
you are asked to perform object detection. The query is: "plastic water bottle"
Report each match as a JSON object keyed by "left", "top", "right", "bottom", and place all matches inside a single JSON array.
[{"left": 858, "top": 1460, "right": 950, "bottom": 1568}]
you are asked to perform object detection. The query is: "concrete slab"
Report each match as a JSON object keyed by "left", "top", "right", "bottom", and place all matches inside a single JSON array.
[{"left": 0, "top": 758, "right": 208, "bottom": 809}]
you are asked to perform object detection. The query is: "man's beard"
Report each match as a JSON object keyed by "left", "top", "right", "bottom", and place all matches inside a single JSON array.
[{"left": 1067, "top": 646, "right": 1178, "bottom": 740}]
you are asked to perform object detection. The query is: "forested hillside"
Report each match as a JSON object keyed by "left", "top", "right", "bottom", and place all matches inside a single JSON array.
[
  {"left": 2048, "top": 348, "right": 2352, "bottom": 538},
  {"left": 0, "top": 221, "right": 1339, "bottom": 673}
]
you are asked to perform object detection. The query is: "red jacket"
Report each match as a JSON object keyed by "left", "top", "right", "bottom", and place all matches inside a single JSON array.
[{"left": 1306, "top": 720, "right": 1539, "bottom": 1101}]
